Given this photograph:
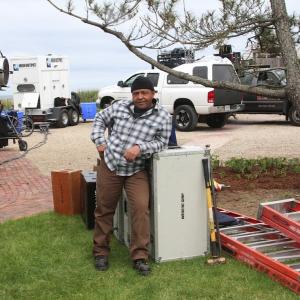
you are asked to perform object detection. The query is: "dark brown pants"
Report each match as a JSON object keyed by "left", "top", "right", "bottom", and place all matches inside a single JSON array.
[{"left": 93, "top": 160, "right": 150, "bottom": 260}]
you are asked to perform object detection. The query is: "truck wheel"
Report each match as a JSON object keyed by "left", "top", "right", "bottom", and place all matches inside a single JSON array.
[
  {"left": 289, "top": 106, "right": 300, "bottom": 126},
  {"left": 18, "top": 140, "right": 28, "bottom": 152},
  {"left": 174, "top": 105, "right": 198, "bottom": 131},
  {"left": 20, "top": 116, "right": 34, "bottom": 137},
  {"left": 101, "top": 97, "right": 114, "bottom": 109},
  {"left": 68, "top": 109, "right": 79, "bottom": 126},
  {"left": 56, "top": 109, "right": 69, "bottom": 128},
  {"left": 206, "top": 114, "right": 227, "bottom": 128}
]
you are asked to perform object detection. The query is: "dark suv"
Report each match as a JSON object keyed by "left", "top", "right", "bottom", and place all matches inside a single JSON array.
[{"left": 239, "top": 68, "right": 300, "bottom": 126}]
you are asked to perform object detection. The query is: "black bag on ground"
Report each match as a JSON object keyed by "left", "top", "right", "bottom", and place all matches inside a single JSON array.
[
  {"left": 0, "top": 116, "right": 9, "bottom": 137},
  {"left": 216, "top": 211, "right": 240, "bottom": 227}
]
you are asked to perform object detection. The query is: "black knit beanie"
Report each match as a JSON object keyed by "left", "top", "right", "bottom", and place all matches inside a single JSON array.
[{"left": 131, "top": 76, "right": 155, "bottom": 92}]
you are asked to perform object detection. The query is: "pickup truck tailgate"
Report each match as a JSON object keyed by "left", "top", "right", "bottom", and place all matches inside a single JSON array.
[
  {"left": 214, "top": 88, "right": 241, "bottom": 106},
  {"left": 212, "top": 64, "right": 242, "bottom": 106}
]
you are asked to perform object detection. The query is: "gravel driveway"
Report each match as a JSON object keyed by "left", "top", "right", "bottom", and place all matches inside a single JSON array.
[{"left": 11, "top": 113, "right": 300, "bottom": 176}]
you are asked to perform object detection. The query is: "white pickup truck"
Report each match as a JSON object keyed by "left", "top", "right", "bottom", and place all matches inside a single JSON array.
[{"left": 97, "top": 56, "right": 243, "bottom": 131}]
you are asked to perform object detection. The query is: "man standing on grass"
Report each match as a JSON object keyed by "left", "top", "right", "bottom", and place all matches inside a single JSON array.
[{"left": 91, "top": 76, "right": 172, "bottom": 276}]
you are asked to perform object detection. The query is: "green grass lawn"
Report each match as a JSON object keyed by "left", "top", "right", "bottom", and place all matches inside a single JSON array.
[{"left": 0, "top": 213, "right": 298, "bottom": 300}]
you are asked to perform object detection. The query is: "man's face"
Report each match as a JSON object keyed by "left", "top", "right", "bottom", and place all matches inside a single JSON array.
[{"left": 132, "top": 89, "right": 155, "bottom": 109}]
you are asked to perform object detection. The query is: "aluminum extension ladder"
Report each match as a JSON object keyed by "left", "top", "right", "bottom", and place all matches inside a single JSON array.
[
  {"left": 257, "top": 198, "right": 300, "bottom": 243},
  {"left": 218, "top": 208, "right": 300, "bottom": 295}
]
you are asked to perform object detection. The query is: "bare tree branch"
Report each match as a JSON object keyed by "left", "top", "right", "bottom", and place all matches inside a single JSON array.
[{"left": 46, "top": 0, "right": 286, "bottom": 98}]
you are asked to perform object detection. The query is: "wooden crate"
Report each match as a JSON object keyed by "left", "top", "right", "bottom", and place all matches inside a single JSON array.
[{"left": 51, "top": 169, "right": 81, "bottom": 215}]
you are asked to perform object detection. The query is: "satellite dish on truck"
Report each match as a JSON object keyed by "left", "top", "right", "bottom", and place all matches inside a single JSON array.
[{"left": 0, "top": 51, "right": 9, "bottom": 89}]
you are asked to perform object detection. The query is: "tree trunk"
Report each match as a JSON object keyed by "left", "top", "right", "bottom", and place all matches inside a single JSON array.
[{"left": 270, "top": 0, "right": 300, "bottom": 112}]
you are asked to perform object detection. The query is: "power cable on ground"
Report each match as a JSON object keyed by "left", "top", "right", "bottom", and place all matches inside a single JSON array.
[{"left": 0, "top": 129, "right": 49, "bottom": 166}]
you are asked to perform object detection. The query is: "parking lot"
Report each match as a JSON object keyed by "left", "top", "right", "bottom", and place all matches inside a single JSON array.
[{"left": 179, "top": 114, "right": 300, "bottom": 161}]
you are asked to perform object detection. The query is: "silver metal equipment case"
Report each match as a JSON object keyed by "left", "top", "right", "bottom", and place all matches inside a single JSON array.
[{"left": 150, "top": 146, "right": 209, "bottom": 262}]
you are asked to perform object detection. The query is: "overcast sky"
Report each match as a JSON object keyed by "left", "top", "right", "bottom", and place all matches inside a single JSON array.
[{"left": 1, "top": 0, "right": 299, "bottom": 96}]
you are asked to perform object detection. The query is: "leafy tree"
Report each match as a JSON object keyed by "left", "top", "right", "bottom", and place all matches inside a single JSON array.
[{"left": 46, "top": 0, "right": 300, "bottom": 113}]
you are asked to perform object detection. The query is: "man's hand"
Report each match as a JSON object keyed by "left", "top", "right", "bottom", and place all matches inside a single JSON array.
[
  {"left": 97, "top": 144, "right": 106, "bottom": 159},
  {"left": 124, "top": 145, "right": 141, "bottom": 162}
]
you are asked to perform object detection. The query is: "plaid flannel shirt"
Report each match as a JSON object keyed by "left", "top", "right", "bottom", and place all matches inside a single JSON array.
[{"left": 91, "top": 99, "right": 172, "bottom": 176}]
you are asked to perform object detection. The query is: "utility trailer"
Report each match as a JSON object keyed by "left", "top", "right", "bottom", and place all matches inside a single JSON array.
[{"left": 11, "top": 55, "right": 80, "bottom": 127}]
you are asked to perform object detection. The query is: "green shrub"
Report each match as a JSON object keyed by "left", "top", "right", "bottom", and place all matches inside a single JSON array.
[
  {"left": 211, "top": 155, "right": 221, "bottom": 169},
  {"left": 0, "top": 98, "right": 13, "bottom": 109},
  {"left": 76, "top": 89, "right": 98, "bottom": 103},
  {"left": 224, "top": 158, "right": 257, "bottom": 175},
  {"left": 292, "top": 165, "right": 300, "bottom": 173},
  {"left": 215, "top": 157, "right": 300, "bottom": 178}
]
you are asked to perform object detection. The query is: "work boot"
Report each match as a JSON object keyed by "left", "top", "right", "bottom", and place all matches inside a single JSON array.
[
  {"left": 94, "top": 255, "right": 109, "bottom": 271},
  {"left": 133, "top": 259, "right": 151, "bottom": 276}
]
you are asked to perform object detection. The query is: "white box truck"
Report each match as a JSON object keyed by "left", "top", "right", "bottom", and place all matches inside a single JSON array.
[{"left": 11, "top": 55, "right": 80, "bottom": 127}]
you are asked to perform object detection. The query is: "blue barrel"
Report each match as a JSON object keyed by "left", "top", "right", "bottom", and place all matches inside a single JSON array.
[{"left": 80, "top": 102, "right": 97, "bottom": 121}]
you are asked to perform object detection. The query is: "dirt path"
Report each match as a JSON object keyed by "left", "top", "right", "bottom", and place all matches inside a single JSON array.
[{"left": 217, "top": 188, "right": 300, "bottom": 218}]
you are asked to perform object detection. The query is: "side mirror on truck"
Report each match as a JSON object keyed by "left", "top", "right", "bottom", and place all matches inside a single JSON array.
[{"left": 117, "top": 80, "right": 124, "bottom": 87}]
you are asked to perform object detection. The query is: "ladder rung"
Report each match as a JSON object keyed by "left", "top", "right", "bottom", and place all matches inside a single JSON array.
[
  {"left": 287, "top": 263, "right": 300, "bottom": 271},
  {"left": 267, "top": 249, "right": 300, "bottom": 259},
  {"left": 273, "top": 254, "right": 300, "bottom": 262},
  {"left": 285, "top": 211, "right": 300, "bottom": 216},
  {"left": 229, "top": 228, "right": 278, "bottom": 238},
  {"left": 251, "top": 240, "right": 295, "bottom": 250},
  {"left": 234, "top": 231, "right": 281, "bottom": 242},
  {"left": 220, "top": 223, "right": 265, "bottom": 232},
  {"left": 259, "top": 245, "right": 296, "bottom": 254},
  {"left": 246, "top": 237, "right": 290, "bottom": 248},
  {"left": 285, "top": 212, "right": 300, "bottom": 221},
  {"left": 231, "top": 231, "right": 273, "bottom": 238}
]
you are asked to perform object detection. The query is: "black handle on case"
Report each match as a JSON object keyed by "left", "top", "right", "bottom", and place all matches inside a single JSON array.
[{"left": 202, "top": 158, "right": 210, "bottom": 188}]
